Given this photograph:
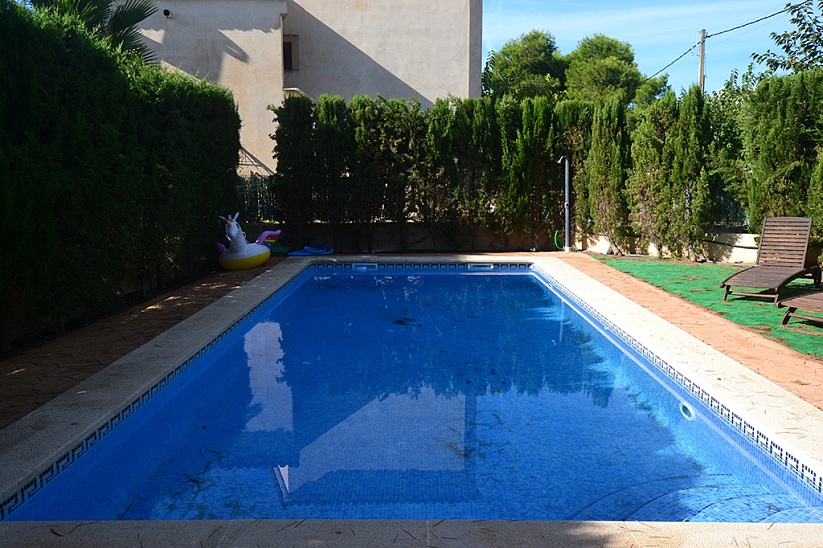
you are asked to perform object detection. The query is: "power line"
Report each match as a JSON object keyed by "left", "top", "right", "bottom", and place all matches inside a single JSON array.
[
  {"left": 646, "top": 45, "right": 697, "bottom": 81},
  {"left": 645, "top": 5, "right": 794, "bottom": 82},
  {"left": 706, "top": 6, "right": 792, "bottom": 39}
]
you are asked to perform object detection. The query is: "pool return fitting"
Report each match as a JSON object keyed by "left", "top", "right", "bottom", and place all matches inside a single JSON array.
[{"left": 680, "top": 401, "right": 696, "bottom": 421}]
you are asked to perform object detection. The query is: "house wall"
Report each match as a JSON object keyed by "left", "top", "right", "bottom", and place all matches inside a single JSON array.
[
  {"left": 139, "top": 0, "right": 482, "bottom": 174},
  {"left": 140, "top": 0, "right": 288, "bottom": 174},
  {"left": 282, "top": 0, "right": 482, "bottom": 107}
]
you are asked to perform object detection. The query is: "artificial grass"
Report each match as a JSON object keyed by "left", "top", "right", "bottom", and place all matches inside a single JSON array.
[{"left": 597, "top": 256, "right": 823, "bottom": 359}]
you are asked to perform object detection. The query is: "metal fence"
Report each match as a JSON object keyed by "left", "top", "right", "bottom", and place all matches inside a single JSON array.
[{"left": 236, "top": 173, "right": 278, "bottom": 223}]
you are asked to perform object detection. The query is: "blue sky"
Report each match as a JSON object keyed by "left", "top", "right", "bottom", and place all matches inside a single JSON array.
[{"left": 482, "top": 1, "right": 794, "bottom": 93}]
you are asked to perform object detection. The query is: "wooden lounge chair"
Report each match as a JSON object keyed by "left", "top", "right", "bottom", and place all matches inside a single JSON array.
[
  {"left": 721, "top": 217, "right": 821, "bottom": 305},
  {"left": 779, "top": 291, "right": 823, "bottom": 326}
]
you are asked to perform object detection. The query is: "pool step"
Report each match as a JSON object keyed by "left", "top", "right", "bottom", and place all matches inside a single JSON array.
[
  {"left": 627, "top": 484, "right": 814, "bottom": 522},
  {"left": 686, "top": 493, "right": 821, "bottom": 523},
  {"left": 569, "top": 475, "right": 769, "bottom": 521}
]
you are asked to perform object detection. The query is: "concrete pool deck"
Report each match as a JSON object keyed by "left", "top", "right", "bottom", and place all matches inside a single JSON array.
[{"left": 1, "top": 252, "right": 823, "bottom": 546}]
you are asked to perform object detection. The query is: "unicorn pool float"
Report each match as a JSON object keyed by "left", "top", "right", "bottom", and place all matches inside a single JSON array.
[{"left": 216, "top": 212, "right": 281, "bottom": 270}]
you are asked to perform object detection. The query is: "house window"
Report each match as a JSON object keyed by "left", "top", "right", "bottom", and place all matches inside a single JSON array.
[{"left": 283, "top": 35, "right": 298, "bottom": 71}]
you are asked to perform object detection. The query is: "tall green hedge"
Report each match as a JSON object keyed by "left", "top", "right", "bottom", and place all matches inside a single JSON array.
[
  {"left": 130, "top": 65, "right": 240, "bottom": 293},
  {"left": 267, "top": 76, "right": 823, "bottom": 256},
  {"left": 741, "top": 71, "right": 823, "bottom": 238},
  {"left": 626, "top": 90, "right": 677, "bottom": 255},
  {"left": 554, "top": 99, "right": 594, "bottom": 235},
  {"left": 584, "top": 97, "right": 630, "bottom": 252},
  {"left": 0, "top": 0, "right": 240, "bottom": 351},
  {"left": 270, "top": 95, "right": 315, "bottom": 244}
]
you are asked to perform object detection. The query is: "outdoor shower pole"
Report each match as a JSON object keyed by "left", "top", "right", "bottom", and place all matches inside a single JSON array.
[{"left": 558, "top": 156, "right": 571, "bottom": 252}]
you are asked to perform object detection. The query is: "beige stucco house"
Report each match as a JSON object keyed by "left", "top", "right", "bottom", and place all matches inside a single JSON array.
[{"left": 139, "top": 0, "right": 482, "bottom": 174}]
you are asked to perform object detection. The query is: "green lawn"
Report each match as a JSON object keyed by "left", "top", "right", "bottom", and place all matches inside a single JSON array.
[{"left": 596, "top": 255, "right": 823, "bottom": 358}]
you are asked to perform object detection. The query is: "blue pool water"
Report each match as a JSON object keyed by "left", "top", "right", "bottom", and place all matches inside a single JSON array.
[{"left": 7, "top": 266, "right": 823, "bottom": 521}]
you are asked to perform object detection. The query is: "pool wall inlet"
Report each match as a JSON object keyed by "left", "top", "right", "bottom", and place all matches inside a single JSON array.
[{"left": 1, "top": 255, "right": 823, "bottom": 537}]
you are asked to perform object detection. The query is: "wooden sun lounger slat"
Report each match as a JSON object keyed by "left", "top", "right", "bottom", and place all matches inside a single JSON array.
[{"left": 779, "top": 292, "right": 823, "bottom": 326}]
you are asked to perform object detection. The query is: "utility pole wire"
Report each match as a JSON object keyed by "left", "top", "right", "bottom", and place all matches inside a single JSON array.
[
  {"left": 646, "top": 46, "right": 697, "bottom": 81},
  {"left": 644, "top": 4, "right": 794, "bottom": 83},
  {"left": 706, "top": 5, "right": 793, "bottom": 39}
]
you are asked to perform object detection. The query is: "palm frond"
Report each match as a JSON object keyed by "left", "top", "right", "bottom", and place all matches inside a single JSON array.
[{"left": 107, "top": 0, "right": 158, "bottom": 42}]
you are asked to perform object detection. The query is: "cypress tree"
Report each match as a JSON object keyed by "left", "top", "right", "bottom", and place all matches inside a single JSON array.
[
  {"left": 415, "top": 97, "right": 457, "bottom": 250},
  {"left": 495, "top": 94, "right": 523, "bottom": 247},
  {"left": 314, "top": 94, "right": 353, "bottom": 250},
  {"left": 808, "top": 159, "right": 823, "bottom": 242},
  {"left": 498, "top": 96, "right": 558, "bottom": 248},
  {"left": 270, "top": 95, "right": 315, "bottom": 243},
  {"left": 378, "top": 97, "right": 424, "bottom": 252},
  {"left": 555, "top": 99, "right": 594, "bottom": 237},
  {"left": 626, "top": 90, "right": 677, "bottom": 256},
  {"left": 706, "top": 68, "right": 754, "bottom": 228},
  {"left": 584, "top": 97, "right": 630, "bottom": 253},
  {"left": 348, "top": 95, "right": 385, "bottom": 251},
  {"left": 452, "top": 96, "right": 501, "bottom": 247},
  {"left": 742, "top": 73, "right": 820, "bottom": 229},
  {"left": 663, "top": 86, "right": 713, "bottom": 260}
]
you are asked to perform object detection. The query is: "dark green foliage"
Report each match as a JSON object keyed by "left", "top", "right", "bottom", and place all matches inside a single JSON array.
[
  {"left": 377, "top": 97, "right": 424, "bottom": 250},
  {"left": 269, "top": 95, "right": 315, "bottom": 241},
  {"left": 313, "top": 94, "right": 354, "bottom": 249},
  {"left": 452, "top": 97, "right": 501, "bottom": 245},
  {"left": 1, "top": 5, "right": 143, "bottom": 340},
  {"left": 554, "top": 99, "right": 594, "bottom": 233},
  {"left": 634, "top": 75, "right": 671, "bottom": 106},
  {"left": 131, "top": 64, "right": 240, "bottom": 292},
  {"left": 0, "top": 0, "right": 240, "bottom": 351},
  {"left": 809, "top": 159, "right": 823, "bottom": 242},
  {"left": 498, "top": 96, "right": 559, "bottom": 246},
  {"left": 741, "top": 71, "right": 823, "bottom": 231},
  {"left": 348, "top": 95, "right": 386, "bottom": 250},
  {"left": 752, "top": 0, "right": 823, "bottom": 75},
  {"left": 626, "top": 90, "right": 678, "bottom": 255},
  {"left": 494, "top": 94, "right": 524, "bottom": 244},
  {"left": 663, "top": 87, "right": 714, "bottom": 259},
  {"left": 350, "top": 96, "right": 423, "bottom": 251},
  {"left": 705, "top": 68, "right": 755, "bottom": 227},
  {"left": 627, "top": 88, "right": 715, "bottom": 259},
  {"left": 565, "top": 35, "right": 643, "bottom": 105},
  {"left": 264, "top": 61, "right": 823, "bottom": 262},
  {"left": 584, "top": 98, "right": 631, "bottom": 252},
  {"left": 415, "top": 97, "right": 458, "bottom": 250},
  {"left": 31, "top": 0, "right": 158, "bottom": 62},
  {"left": 482, "top": 30, "right": 567, "bottom": 100}
]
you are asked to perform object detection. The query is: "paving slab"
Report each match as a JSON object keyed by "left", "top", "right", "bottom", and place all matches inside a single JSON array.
[{"left": 554, "top": 253, "right": 823, "bottom": 411}]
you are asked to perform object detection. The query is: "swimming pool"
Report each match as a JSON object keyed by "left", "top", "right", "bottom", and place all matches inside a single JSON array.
[{"left": 2, "top": 260, "right": 823, "bottom": 522}]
